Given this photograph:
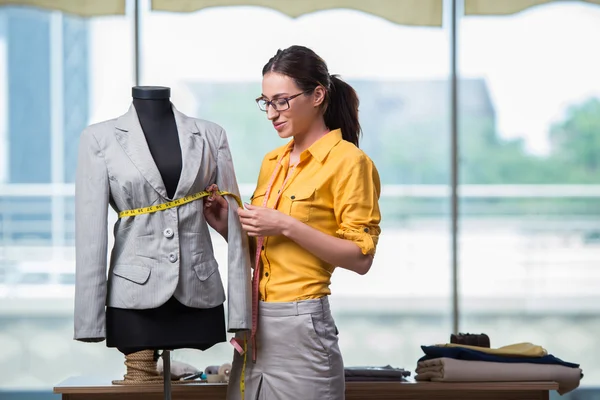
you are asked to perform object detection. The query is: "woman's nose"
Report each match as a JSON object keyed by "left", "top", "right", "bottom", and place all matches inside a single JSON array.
[{"left": 266, "top": 104, "right": 279, "bottom": 120}]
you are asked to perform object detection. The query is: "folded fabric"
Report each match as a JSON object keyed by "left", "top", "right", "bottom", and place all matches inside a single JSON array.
[
  {"left": 415, "top": 357, "right": 582, "bottom": 395},
  {"left": 437, "top": 342, "right": 547, "bottom": 357},
  {"left": 345, "top": 376, "right": 408, "bottom": 382},
  {"left": 344, "top": 365, "right": 410, "bottom": 381},
  {"left": 420, "top": 345, "right": 579, "bottom": 368},
  {"left": 156, "top": 359, "right": 200, "bottom": 380}
]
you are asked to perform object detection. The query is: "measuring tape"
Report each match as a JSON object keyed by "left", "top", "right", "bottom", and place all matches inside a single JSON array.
[
  {"left": 122, "top": 189, "right": 248, "bottom": 396},
  {"left": 230, "top": 334, "right": 248, "bottom": 398},
  {"left": 118, "top": 190, "right": 243, "bottom": 218},
  {"left": 120, "top": 188, "right": 248, "bottom": 396}
]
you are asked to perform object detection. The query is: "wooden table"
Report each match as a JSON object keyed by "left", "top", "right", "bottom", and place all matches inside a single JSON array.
[{"left": 54, "top": 376, "right": 559, "bottom": 400}]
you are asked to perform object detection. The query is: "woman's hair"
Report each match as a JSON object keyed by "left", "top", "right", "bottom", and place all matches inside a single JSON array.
[{"left": 262, "top": 45, "right": 362, "bottom": 147}]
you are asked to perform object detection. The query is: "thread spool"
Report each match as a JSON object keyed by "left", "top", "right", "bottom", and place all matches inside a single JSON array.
[
  {"left": 202, "top": 363, "right": 232, "bottom": 383},
  {"left": 205, "top": 365, "right": 220, "bottom": 376},
  {"left": 219, "top": 363, "right": 232, "bottom": 379}
]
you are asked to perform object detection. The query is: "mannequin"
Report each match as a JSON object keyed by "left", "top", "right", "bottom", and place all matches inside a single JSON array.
[
  {"left": 73, "top": 85, "right": 252, "bottom": 365},
  {"left": 104, "top": 86, "right": 225, "bottom": 355},
  {"left": 132, "top": 87, "right": 182, "bottom": 200}
]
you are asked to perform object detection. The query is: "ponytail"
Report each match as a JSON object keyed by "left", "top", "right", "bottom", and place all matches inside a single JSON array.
[{"left": 324, "top": 74, "right": 361, "bottom": 148}]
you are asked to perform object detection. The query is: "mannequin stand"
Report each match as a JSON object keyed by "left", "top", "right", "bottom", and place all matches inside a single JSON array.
[
  {"left": 112, "top": 349, "right": 190, "bottom": 400},
  {"left": 112, "top": 350, "right": 164, "bottom": 384},
  {"left": 163, "top": 350, "right": 172, "bottom": 400}
]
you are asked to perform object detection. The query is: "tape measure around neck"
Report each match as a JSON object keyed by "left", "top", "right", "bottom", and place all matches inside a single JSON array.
[
  {"left": 250, "top": 152, "right": 298, "bottom": 362},
  {"left": 117, "top": 190, "right": 242, "bottom": 218}
]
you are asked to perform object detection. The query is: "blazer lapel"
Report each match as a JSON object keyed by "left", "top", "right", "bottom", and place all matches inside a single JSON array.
[
  {"left": 172, "top": 105, "right": 203, "bottom": 199},
  {"left": 114, "top": 104, "right": 168, "bottom": 199}
]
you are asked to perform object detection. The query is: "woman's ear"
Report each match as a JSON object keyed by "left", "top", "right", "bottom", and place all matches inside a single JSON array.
[{"left": 313, "top": 86, "right": 326, "bottom": 107}]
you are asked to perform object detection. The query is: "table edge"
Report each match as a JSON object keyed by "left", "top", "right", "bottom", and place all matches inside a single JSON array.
[{"left": 53, "top": 378, "right": 560, "bottom": 394}]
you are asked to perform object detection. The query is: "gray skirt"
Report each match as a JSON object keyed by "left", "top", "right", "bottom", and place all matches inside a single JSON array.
[{"left": 227, "top": 297, "right": 345, "bottom": 400}]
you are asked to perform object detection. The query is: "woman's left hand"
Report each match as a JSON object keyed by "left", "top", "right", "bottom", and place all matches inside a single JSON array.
[
  {"left": 238, "top": 204, "right": 292, "bottom": 237},
  {"left": 203, "top": 184, "right": 229, "bottom": 239}
]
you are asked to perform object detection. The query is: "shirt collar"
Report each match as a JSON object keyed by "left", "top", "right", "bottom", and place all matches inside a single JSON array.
[
  {"left": 268, "top": 129, "right": 343, "bottom": 164},
  {"left": 307, "top": 129, "right": 343, "bottom": 163}
]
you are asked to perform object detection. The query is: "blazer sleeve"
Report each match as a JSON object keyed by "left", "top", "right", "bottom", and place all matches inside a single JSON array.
[
  {"left": 216, "top": 128, "right": 252, "bottom": 332},
  {"left": 74, "top": 127, "right": 110, "bottom": 342}
]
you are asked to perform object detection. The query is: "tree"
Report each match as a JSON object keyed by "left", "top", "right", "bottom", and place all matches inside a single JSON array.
[
  {"left": 549, "top": 98, "right": 600, "bottom": 183},
  {"left": 188, "top": 81, "right": 600, "bottom": 185}
]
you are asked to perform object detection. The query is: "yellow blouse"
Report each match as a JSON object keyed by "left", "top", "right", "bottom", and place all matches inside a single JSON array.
[{"left": 250, "top": 129, "right": 381, "bottom": 302}]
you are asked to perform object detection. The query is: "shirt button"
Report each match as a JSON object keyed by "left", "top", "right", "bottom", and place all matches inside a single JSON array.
[
  {"left": 291, "top": 195, "right": 296, "bottom": 200},
  {"left": 261, "top": 245, "right": 265, "bottom": 250},
  {"left": 364, "top": 228, "right": 369, "bottom": 233},
  {"left": 265, "top": 272, "right": 269, "bottom": 277},
  {"left": 164, "top": 228, "right": 174, "bottom": 238},
  {"left": 168, "top": 253, "right": 178, "bottom": 263}
]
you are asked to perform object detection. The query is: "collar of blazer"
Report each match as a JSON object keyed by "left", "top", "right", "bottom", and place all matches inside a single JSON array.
[{"left": 114, "top": 103, "right": 203, "bottom": 201}]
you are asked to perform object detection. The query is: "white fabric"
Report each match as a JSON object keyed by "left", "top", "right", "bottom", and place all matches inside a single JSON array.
[
  {"left": 156, "top": 358, "right": 200, "bottom": 379},
  {"left": 416, "top": 357, "right": 582, "bottom": 395}
]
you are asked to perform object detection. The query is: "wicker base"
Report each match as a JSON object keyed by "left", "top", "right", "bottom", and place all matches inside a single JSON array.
[{"left": 111, "top": 350, "right": 195, "bottom": 385}]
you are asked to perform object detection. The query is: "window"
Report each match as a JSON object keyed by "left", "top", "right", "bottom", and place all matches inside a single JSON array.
[
  {"left": 1, "top": 0, "right": 597, "bottom": 395},
  {"left": 140, "top": 3, "right": 452, "bottom": 373},
  {"left": 0, "top": 5, "right": 134, "bottom": 389},
  {"left": 459, "top": 1, "right": 600, "bottom": 386}
]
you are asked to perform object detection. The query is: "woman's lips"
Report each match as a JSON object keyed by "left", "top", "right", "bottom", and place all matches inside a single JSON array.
[{"left": 273, "top": 121, "right": 287, "bottom": 131}]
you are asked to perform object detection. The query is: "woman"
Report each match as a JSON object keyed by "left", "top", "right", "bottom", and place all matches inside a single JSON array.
[{"left": 204, "top": 45, "right": 381, "bottom": 400}]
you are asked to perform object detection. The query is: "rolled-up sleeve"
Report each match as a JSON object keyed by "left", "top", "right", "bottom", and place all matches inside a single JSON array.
[{"left": 334, "top": 154, "right": 382, "bottom": 256}]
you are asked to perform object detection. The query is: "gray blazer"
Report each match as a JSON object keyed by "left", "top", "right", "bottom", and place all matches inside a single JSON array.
[{"left": 74, "top": 104, "right": 251, "bottom": 341}]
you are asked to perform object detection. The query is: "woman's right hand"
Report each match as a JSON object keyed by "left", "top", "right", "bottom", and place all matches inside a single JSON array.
[{"left": 203, "top": 184, "right": 229, "bottom": 239}]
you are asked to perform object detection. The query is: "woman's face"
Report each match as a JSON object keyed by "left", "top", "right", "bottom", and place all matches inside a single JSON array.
[{"left": 260, "top": 72, "right": 324, "bottom": 139}]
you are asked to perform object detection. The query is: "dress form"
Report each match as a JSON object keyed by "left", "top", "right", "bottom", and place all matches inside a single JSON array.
[{"left": 105, "top": 86, "right": 226, "bottom": 355}]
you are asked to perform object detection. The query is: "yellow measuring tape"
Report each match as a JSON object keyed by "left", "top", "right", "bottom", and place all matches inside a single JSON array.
[
  {"left": 118, "top": 190, "right": 243, "bottom": 218},
  {"left": 120, "top": 190, "right": 248, "bottom": 397}
]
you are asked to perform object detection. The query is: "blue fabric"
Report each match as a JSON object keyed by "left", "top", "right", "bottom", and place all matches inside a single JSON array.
[{"left": 419, "top": 345, "right": 579, "bottom": 368}]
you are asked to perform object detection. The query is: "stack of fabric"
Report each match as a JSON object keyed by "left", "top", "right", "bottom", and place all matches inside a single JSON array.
[
  {"left": 415, "top": 342, "right": 583, "bottom": 395},
  {"left": 345, "top": 365, "right": 411, "bottom": 382}
]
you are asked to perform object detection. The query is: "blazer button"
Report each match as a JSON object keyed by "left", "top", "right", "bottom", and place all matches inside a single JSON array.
[
  {"left": 163, "top": 228, "right": 174, "bottom": 238},
  {"left": 168, "top": 253, "right": 178, "bottom": 263}
]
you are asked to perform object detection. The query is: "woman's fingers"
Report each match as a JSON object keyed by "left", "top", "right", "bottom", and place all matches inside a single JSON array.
[
  {"left": 239, "top": 217, "right": 257, "bottom": 227},
  {"left": 205, "top": 184, "right": 218, "bottom": 199},
  {"left": 204, "top": 184, "right": 230, "bottom": 209},
  {"left": 239, "top": 215, "right": 259, "bottom": 232},
  {"left": 205, "top": 184, "right": 230, "bottom": 208},
  {"left": 241, "top": 224, "right": 259, "bottom": 236},
  {"left": 215, "top": 195, "right": 228, "bottom": 208},
  {"left": 238, "top": 208, "right": 253, "bottom": 218},
  {"left": 239, "top": 207, "right": 262, "bottom": 236},
  {"left": 239, "top": 218, "right": 252, "bottom": 227}
]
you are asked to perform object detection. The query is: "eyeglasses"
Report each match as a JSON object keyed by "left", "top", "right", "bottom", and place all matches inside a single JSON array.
[{"left": 256, "top": 90, "right": 312, "bottom": 112}]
